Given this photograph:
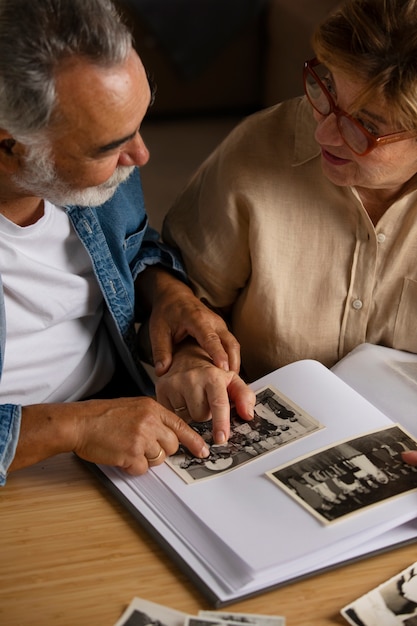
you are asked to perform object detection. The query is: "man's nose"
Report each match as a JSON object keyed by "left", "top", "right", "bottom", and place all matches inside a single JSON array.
[{"left": 118, "top": 133, "right": 150, "bottom": 167}]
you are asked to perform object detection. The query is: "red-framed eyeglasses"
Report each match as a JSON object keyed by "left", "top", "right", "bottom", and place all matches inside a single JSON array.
[{"left": 303, "top": 58, "right": 417, "bottom": 156}]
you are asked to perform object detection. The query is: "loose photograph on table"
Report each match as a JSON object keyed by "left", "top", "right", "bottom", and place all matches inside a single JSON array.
[
  {"left": 186, "top": 619, "right": 252, "bottom": 626},
  {"left": 198, "top": 610, "right": 285, "bottom": 626},
  {"left": 341, "top": 561, "right": 417, "bottom": 625},
  {"left": 166, "top": 385, "right": 323, "bottom": 484},
  {"left": 113, "top": 597, "right": 187, "bottom": 626},
  {"left": 266, "top": 424, "right": 417, "bottom": 523}
]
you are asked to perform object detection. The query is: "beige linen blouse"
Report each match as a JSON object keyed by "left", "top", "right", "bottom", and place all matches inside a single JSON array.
[{"left": 163, "top": 97, "right": 417, "bottom": 381}]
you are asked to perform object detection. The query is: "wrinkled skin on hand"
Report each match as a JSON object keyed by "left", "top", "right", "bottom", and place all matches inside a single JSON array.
[
  {"left": 155, "top": 341, "right": 256, "bottom": 444},
  {"left": 136, "top": 267, "right": 241, "bottom": 376},
  {"left": 10, "top": 396, "right": 210, "bottom": 476}
]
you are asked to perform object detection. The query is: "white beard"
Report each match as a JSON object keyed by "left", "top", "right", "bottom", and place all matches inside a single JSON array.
[{"left": 12, "top": 141, "right": 135, "bottom": 206}]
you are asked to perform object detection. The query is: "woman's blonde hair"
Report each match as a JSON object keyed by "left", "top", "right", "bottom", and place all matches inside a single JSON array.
[{"left": 313, "top": 0, "right": 417, "bottom": 129}]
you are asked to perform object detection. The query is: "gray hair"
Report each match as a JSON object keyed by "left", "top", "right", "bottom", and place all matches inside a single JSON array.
[{"left": 0, "top": 0, "right": 133, "bottom": 140}]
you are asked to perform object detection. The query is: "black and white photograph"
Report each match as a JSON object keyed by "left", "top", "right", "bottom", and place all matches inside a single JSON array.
[
  {"left": 266, "top": 425, "right": 417, "bottom": 524},
  {"left": 166, "top": 385, "right": 323, "bottom": 484},
  {"left": 341, "top": 561, "right": 417, "bottom": 625},
  {"left": 198, "top": 610, "right": 285, "bottom": 626},
  {"left": 113, "top": 597, "right": 187, "bottom": 626},
  {"left": 185, "top": 618, "right": 246, "bottom": 626}
]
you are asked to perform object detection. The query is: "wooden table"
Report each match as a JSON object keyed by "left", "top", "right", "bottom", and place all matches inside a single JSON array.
[{"left": 1, "top": 454, "right": 416, "bottom": 626}]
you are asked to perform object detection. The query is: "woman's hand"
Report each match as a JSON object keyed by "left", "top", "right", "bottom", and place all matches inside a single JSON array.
[{"left": 155, "top": 340, "right": 255, "bottom": 444}]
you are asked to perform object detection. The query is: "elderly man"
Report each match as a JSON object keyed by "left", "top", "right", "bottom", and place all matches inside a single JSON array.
[{"left": 0, "top": 0, "right": 255, "bottom": 485}]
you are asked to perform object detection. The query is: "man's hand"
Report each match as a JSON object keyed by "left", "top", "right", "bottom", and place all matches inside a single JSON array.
[
  {"left": 135, "top": 267, "right": 240, "bottom": 375},
  {"left": 155, "top": 341, "right": 256, "bottom": 444},
  {"left": 9, "top": 397, "right": 210, "bottom": 475}
]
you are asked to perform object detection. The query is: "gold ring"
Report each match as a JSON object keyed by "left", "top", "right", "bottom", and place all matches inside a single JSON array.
[
  {"left": 146, "top": 448, "right": 164, "bottom": 463},
  {"left": 174, "top": 405, "right": 187, "bottom": 414}
]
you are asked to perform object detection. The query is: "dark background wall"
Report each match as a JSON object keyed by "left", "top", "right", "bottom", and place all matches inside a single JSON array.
[{"left": 114, "top": 0, "right": 339, "bottom": 117}]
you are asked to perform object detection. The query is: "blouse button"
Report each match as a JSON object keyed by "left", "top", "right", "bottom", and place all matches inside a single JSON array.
[
  {"left": 377, "top": 233, "right": 386, "bottom": 243},
  {"left": 352, "top": 299, "right": 363, "bottom": 310}
]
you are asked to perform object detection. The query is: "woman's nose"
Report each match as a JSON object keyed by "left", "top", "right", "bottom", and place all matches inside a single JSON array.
[{"left": 314, "top": 110, "right": 344, "bottom": 147}]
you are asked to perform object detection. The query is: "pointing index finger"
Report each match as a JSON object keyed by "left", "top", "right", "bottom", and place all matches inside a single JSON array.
[
  {"left": 170, "top": 413, "right": 210, "bottom": 459},
  {"left": 204, "top": 383, "right": 233, "bottom": 445}
]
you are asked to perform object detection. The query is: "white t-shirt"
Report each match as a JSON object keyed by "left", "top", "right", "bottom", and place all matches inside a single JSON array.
[{"left": 0, "top": 201, "right": 115, "bottom": 404}]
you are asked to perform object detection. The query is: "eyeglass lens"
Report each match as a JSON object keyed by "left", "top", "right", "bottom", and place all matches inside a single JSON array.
[
  {"left": 305, "top": 70, "right": 331, "bottom": 116},
  {"left": 305, "top": 65, "right": 370, "bottom": 155}
]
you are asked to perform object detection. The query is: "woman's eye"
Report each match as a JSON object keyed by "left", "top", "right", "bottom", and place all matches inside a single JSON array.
[
  {"left": 356, "top": 117, "right": 379, "bottom": 136},
  {"left": 323, "top": 77, "right": 337, "bottom": 98}
]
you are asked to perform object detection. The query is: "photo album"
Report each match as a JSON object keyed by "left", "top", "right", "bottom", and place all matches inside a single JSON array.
[{"left": 88, "top": 344, "right": 417, "bottom": 606}]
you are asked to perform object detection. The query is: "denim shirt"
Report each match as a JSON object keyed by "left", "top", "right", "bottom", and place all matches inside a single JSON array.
[{"left": 0, "top": 168, "right": 186, "bottom": 485}]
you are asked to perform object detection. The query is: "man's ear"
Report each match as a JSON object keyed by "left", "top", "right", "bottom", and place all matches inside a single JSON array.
[{"left": 0, "top": 130, "right": 21, "bottom": 173}]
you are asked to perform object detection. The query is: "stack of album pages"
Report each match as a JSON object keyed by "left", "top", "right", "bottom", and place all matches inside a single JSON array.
[{"left": 89, "top": 344, "right": 417, "bottom": 606}]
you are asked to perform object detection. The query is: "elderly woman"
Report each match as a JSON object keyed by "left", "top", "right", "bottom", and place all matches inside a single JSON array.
[{"left": 163, "top": 0, "right": 417, "bottom": 385}]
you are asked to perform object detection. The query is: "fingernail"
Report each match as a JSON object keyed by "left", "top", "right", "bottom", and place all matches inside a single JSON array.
[
  {"left": 201, "top": 445, "right": 210, "bottom": 458},
  {"left": 216, "top": 431, "right": 226, "bottom": 444}
]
